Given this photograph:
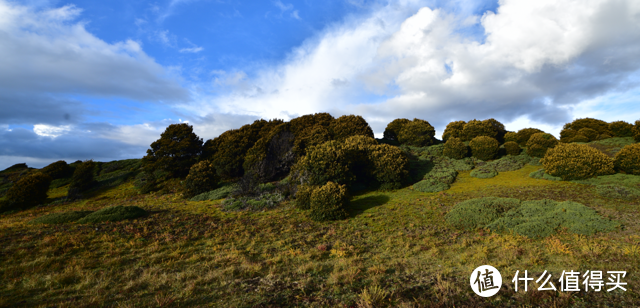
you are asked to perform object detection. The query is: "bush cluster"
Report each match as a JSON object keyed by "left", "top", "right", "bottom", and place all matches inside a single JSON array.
[
  {"left": 578, "top": 128, "right": 598, "bottom": 141},
  {"left": 526, "top": 132, "right": 558, "bottom": 158},
  {"left": 383, "top": 118, "right": 410, "bottom": 141},
  {"left": 294, "top": 184, "right": 319, "bottom": 210},
  {"left": 461, "top": 119, "right": 498, "bottom": 141},
  {"left": 503, "top": 141, "right": 521, "bottom": 156},
  {"left": 0, "top": 172, "right": 52, "bottom": 212},
  {"left": 469, "top": 136, "right": 499, "bottom": 161},
  {"left": 504, "top": 132, "right": 517, "bottom": 143},
  {"left": 142, "top": 123, "right": 203, "bottom": 178},
  {"left": 613, "top": 144, "right": 640, "bottom": 175},
  {"left": 68, "top": 160, "right": 97, "bottom": 198},
  {"left": 76, "top": 206, "right": 147, "bottom": 224},
  {"left": 330, "top": 115, "right": 374, "bottom": 141},
  {"left": 443, "top": 137, "right": 468, "bottom": 159},
  {"left": 308, "top": 181, "right": 349, "bottom": 221},
  {"left": 541, "top": 143, "right": 615, "bottom": 180},
  {"left": 634, "top": 120, "right": 640, "bottom": 142},
  {"left": 243, "top": 123, "right": 296, "bottom": 183},
  {"left": 563, "top": 117, "right": 612, "bottom": 135},
  {"left": 609, "top": 121, "right": 634, "bottom": 137},
  {"left": 513, "top": 128, "right": 544, "bottom": 146},
  {"left": 397, "top": 118, "right": 436, "bottom": 147},
  {"left": 180, "top": 160, "right": 220, "bottom": 199},
  {"left": 41, "top": 160, "right": 72, "bottom": 180},
  {"left": 442, "top": 120, "right": 466, "bottom": 141}
]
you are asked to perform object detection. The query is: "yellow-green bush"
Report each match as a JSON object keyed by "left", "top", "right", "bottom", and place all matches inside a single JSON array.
[
  {"left": 294, "top": 184, "right": 319, "bottom": 210},
  {"left": 1, "top": 172, "right": 52, "bottom": 212},
  {"left": 330, "top": 115, "right": 374, "bottom": 141},
  {"left": 469, "top": 136, "right": 499, "bottom": 161},
  {"left": 142, "top": 123, "right": 204, "bottom": 178},
  {"left": 292, "top": 140, "right": 353, "bottom": 186},
  {"left": 571, "top": 134, "right": 589, "bottom": 143},
  {"left": 442, "top": 120, "right": 466, "bottom": 141},
  {"left": 597, "top": 133, "right": 612, "bottom": 140},
  {"left": 368, "top": 143, "right": 409, "bottom": 190},
  {"left": 290, "top": 113, "right": 334, "bottom": 155},
  {"left": 541, "top": 143, "right": 615, "bottom": 180},
  {"left": 559, "top": 128, "right": 578, "bottom": 143},
  {"left": 383, "top": 118, "right": 410, "bottom": 141},
  {"left": 461, "top": 119, "right": 497, "bottom": 141},
  {"left": 180, "top": 160, "right": 220, "bottom": 199},
  {"left": 308, "top": 181, "right": 349, "bottom": 221},
  {"left": 614, "top": 144, "right": 640, "bottom": 175},
  {"left": 41, "top": 160, "right": 72, "bottom": 180},
  {"left": 504, "top": 141, "right": 521, "bottom": 156},
  {"left": 563, "top": 117, "right": 611, "bottom": 135},
  {"left": 397, "top": 118, "right": 435, "bottom": 147},
  {"left": 243, "top": 123, "right": 296, "bottom": 182},
  {"left": 609, "top": 121, "right": 634, "bottom": 137},
  {"left": 485, "top": 118, "right": 507, "bottom": 143},
  {"left": 578, "top": 128, "right": 598, "bottom": 142},
  {"left": 68, "top": 160, "right": 96, "bottom": 197},
  {"left": 443, "top": 137, "right": 468, "bottom": 159},
  {"left": 526, "top": 132, "right": 558, "bottom": 157},
  {"left": 515, "top": 128, "right": 544, "bottom": 146},
  {"left": 634, "top": 120, "right": 640, "bottom": 142},
  {"left": 504, "top": 132, "right": 517, "bottom": 143}
]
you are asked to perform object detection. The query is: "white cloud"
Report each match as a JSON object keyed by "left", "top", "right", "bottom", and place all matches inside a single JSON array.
[
  {"left": 33, "top": 124, "right": 71, "bottom": 137},
  {"left": 180, "top": 46, "right": 204, "bottom": 53}
]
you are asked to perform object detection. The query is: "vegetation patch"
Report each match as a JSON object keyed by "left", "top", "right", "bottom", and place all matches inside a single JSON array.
[
  {"left": 29, "top": 211, "right": 93, "bottom": 225},
  {"left": 76, "top": 206, "right": 147, "bottom": 224},
  {"left": 470, "top": 166, "right": 497, "bottom": 179},
  {"left": 529, "top": 169, "right": 562, "bottom": 181},
  {"left": 595, "top": 184, "right": 640, "bottom": 200},
  {"left": 485, "top": 156, "right": 525, "bottom": 172},
  {"left": 190, "top": 183, "right": 238, "bottom": 201},
  {"left": 222, "top": 192, "right": 285, "bottom": 211},
  {"left": 412, "top": 179, "right": 450, "bottom": 193}
]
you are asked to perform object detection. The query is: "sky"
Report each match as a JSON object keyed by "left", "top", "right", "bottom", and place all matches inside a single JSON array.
[{"left": 1, "top": 0, "right": 640, "bottom": 169}]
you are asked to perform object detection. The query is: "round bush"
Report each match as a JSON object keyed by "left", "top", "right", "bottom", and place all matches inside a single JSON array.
[
  {"left": 295, "top": 184, "right": 318, "bottom": 210},
  {"left": 526, "top": 133, "right": 558, "bottom": 158},
  {"left": 563, "top": 118, "right": 611, "bottom": 135},
  {"left": 571, "top": 134, "right": 589, "bottom": 143},
  {"left": 383, "top": 118, "right": 410, "bottom": 141},
  {"left": 461, "top": 120, "right": 497, "bottom": 141},
  {"left": 634, "top": 120, "right": 640, "bottom": 142},
  {"left": 443, "top": 137, "right": 468, "bottom": 159},
  {"left": 142, "top": 123, "right": 204, "bottom": 178},
  {"left": 609, "top": 121, "right": 634, "bottom": 137},
  {"left": 330, "top": 115, "right": 374, "bottom": 141},
  {"left": 485, "top": 118, "right": 507, "bottom": 143},
  {"left": 578, "top": 128, "right": 598, "bottom": 142},
  {"left": 308, "top": 182, "right": 349, "bottom": 221},
  {"left": 293, "top": 140, "right": 353, "bottom": 186},
  {"left": 180, "top": 160, "right": 220, "bottom": 199},
  {"left": 76, "top": 206, "right": 147, "bottom": 224},
  {"left": 368, "top": 143, "right": 409, "bottom": 190},
  {"left": 469, "top": 136, "right": 500, "bottom": 161},
  {"left": 413, "top": 179, "right": 449, "bottom": 193},
  {"left": 470, "top": 166, "right": 498, "bottom": 179},
  {"left": 504, "top": 141, "right": 521, "bottom": 156},
  {"left": 514, "top": 128, "right": 544, "bottom": 146},
  {"left": 614, "top": 144, "right": 640, "bottom": 175},
  {"left": 442, "top": 120, "right": 466, "bottom": 141},
  {"left": 290, "top": 113, "right": 334, "bottom": 155},
  {"left": 397, "top": 118, "right": 435, "bottom": 147},
  {"left": 41, "top": 160, "right": 72, "bottom": 180},
  {"left": 1, "top": 172, "right": 52, "bottom": 212},
  {"left": 68, "top": 160, "right": 96, "bottom": 197},
  {"left": 559, "top": 128, "right": 578, "bottom": 143},
  {"left": 541, "top": 143, "right": 615, "bottom": 180},
  {"left": 504, "top": 132, "right": 518, "bottom": 143}
]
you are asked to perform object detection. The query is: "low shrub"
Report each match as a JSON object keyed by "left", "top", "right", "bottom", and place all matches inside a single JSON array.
[
  {"left": 609, "top": 121, "right": 634, "bottom": 137},
  {"left": 413, "top": 179, "right": 450, "bottom": 193},
  {"left": 613, "top": 144, "right": 640, "bottom": 175},
  {"left": 1, "top": 172, "right": 52, "bottom": 212},
  {"left": 541, "top": 143, "right": 615, "bottom": 180},
  {"left": 470, "top": 166, "right": 498, "bottom": 179},
  {"left": 571, "top": 134, "right": 590, "bottom": 143},
  {"left": 383, "top": 118, "right": 410, "bottom": 141},
  {"left": 397, "top": 119, "right": 436, "bottom": 147},
  {"left": 29, "top": 211, "right": 93, "bottom": 224},
  {"left": 596, "top": 184, "right": 640, "bottom": 200},
  {"left": 526, "top": 133, "right": 558, "bottom": 158},
  {"left": 445, "top": 197, "right": 521, "bottom": 230},
  {"left": 442, "top": 120, "right": 466, "bottom": 141},
  {"left": 190, "top": 183, "right": 238, "bottom": 201},
  {"left": 443, "top": 137, "right": 468, "bottom": 159},
  {"left": 578, "top": 128, "right": 598, "bottom": 142},
  {"left": 222, "top": 192, "right": 285, "bottom": 211},
  {"left": 597, "top": 133, "right": 612, "bottom": 140},
  {"left": 503, "top": 141, "right": 521, "bottom": 156},
  {"left": 308, "top": 181, "right": 349, "bottom": 221},
  {"left": 486, "top": 156, "right": 525, "bottom": 172},
  {"left": 528, "top": 169, "right": 562, "bottom": 181},
  {"left": 68, "top": 160, "right": 97, "bottom": 198},
  {"left": 181, "top": 160, "right": 220, "bottom": 199},
  {"left": 76, "top": 206, "right": 147, "bottom": 224},
  {"left": 41, "top": 160, "right": 72, "bottom": 180},
  {"left": 469, "top": 136, "right": 499, "bottom": 161},
  {"left": 294, "top": 184, "right": 318, "bottom": 210}
]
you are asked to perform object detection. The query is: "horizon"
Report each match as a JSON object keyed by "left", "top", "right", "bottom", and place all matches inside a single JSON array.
[{"left": 2, "top": 0, "right": 640, "bottom": 169}]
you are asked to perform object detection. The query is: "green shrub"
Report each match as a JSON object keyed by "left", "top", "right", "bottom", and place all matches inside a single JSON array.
[
  {"left": 596, "top": 184, "right": 640, "bottom": 200},
  {"left": 76, "top": 206, "right": 147, "bottom": 224},
  {"left": 528, "top": 169, "right": 562, "bottom": 181},
  {"left": 470, "top": 166, "right": 498, "bottom": 179},
  {"left": 515, "top": 128, "right": 544, "bottom": 146},
  {"left": 293, "top": 140, "right": 353, "bottom": 186},
  {"left": 413, "top": 179, "right": 450, "bottom": 193},
  {"left": 190, "top": 184, "right": 237, "bottom": 201},
  {"left": 526, "top": 132, "right": 558, "bottom": 158},
  {"left": 1, "top": 172, "right": 52, "bottom": 212},
  {"left": 609, "top": 121, "right": 633, "bottom": 137},
  {"left": 445, "top": 197, "right": 521, "bottom": 230},
  {"left": 294, "top": 184, "right": 318, "bottom": 210},
  {"left": 563, "top": 118, "right": 611, "bottom": 135},
  {"left": 397, "top": 118, "right": 435, "bottom": 147},
  {"left": 443, "top": 137, "right": 468, "bottom": 159},
  {"left": 142, "top": 123, "right": 203, "bottom": 178},
  {"left": 571, "top": 134, "right": 589, "bottom": 143},
  {"left": 368, "top": 144, "right": 409, "bottom": 190},
  {"left": 308, "top": 181, "right": 349, "bottom": 221},
  {"left": 461, "top": 119, "right": 497, "bottom": 141},
  {"left": 29, "top": 211, "right": 93, "bottom": 224},
  {"left": 68, "top": 160, "right": 97, "bottom": 198},
  {"left": 634, "top": 120, "right": 640, "bottom": 142},
  {"left": 486, "top": 156, "right": 525, "bottom": 172},
  {"left": 180, "top": 160, "right": 220, "bottom": 199},
  {"left": 330, "top": 115, "right": 374, "bottom": 141},
  {"left": 442, "top": 120, "right": 466, "bottom": 141},
  {"left": 469, "top": 136, "right": 499, "bottom": 161},
  {"left": 504, "top": 132, "right": 517, "bottom": 143},
  {"left": 383, "top": 118, "right": 410, "bottom": 141},
  {"left": 559, "top": 128, "right": 577, "bottom": 143},
  {"left": 222, "top": 192, "right": 285, "bottom": 211},
  {"left": 541, "top": 143, "right": 615, "bottom": 180},
  {"left": 613, "top": 144, "right": 640, "bottom": 175},
  {"left": 243, "top": 122, "right": 296, "bottom": 183},
  {"left": 41, "top": 160, "right": 72, "bottom": 180},
  {"left": 597, "top": 133, "right": 612, "bottom": 140},
  {"left": 578, "top": 128, "right": 598, "bottom": 142},
  {"left": 504, "top": 141, "right": 521, "bottom": 156}
]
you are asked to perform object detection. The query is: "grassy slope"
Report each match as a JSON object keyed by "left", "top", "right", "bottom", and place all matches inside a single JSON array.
[{"left": 1, "top": 161, "right": 639, "bottom": 307}]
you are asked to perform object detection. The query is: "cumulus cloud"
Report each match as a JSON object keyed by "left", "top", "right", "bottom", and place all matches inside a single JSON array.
[{"left": 193, "top": 0, "right": 640, "bottom": 138}]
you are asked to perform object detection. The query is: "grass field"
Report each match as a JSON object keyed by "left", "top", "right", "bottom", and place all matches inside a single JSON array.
[{"left": 1, "top": 156, "right": 639, "bottom": 307}]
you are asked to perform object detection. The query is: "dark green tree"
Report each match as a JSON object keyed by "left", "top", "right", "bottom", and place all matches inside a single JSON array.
[{"left": 142, "top": 123, "right": 203, "bottom": 178}]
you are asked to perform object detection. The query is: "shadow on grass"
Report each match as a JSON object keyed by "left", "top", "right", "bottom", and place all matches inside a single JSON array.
[{"left": 348, "top": 194, "right": 390, "bottom": 217}]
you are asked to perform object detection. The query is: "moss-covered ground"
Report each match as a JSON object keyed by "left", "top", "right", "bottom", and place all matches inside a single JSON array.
[{"left": 1, "top": 158, "right": 640, "bottom": 307}]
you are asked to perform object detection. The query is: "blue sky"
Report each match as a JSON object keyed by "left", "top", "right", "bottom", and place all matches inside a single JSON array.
[{"left": 2, "top": 0, "right": 640, "bottom": 168}]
